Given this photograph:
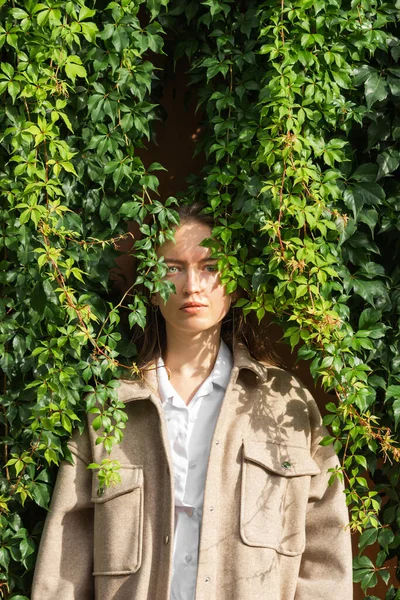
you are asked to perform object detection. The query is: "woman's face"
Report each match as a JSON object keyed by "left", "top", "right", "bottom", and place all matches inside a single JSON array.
[{"left": 154, "top": 221, "right": 231, "bottom": 336}]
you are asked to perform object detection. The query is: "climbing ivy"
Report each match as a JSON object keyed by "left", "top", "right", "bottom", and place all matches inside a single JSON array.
[
  {"left": 0, "top": 0, "right": 177, "bottom": 596},
  {"left": 0, "top": 0, "right": 399, "bottom": 598},
  {"left": 165, "top": 0, "right": 400, "bottom": 596}
]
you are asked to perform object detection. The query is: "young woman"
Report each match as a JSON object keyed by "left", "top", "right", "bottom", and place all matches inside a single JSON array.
[{"left": 32, "top": 204, "right": 353, "bottom": 600}]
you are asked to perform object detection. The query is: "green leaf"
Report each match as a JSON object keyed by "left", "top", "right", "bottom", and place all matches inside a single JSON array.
[
  {"left": 19, "top": 536, "right": 35, "bottom": 561},
  {"left": 30, "top": 482, "right": 51, "bottom": 508},
  {"left": 352, "top": 182, "right": 385, "bottom": 206},
  {"left": 388, "top": 74, "right": 400, "bottom": 96},
  {"left": 361, "top": 571, "right": 377, "bottom": 591},
  {"left": 364, "top": 73, "right": 389, "bottom": 109},
  {"left": 358, "top": 528, "right": 378, "bottom": 551},
  {"left": 393, "top": 398, "right": 400, "bottom": 428},
  {"left": 358, "top": 208, "right": 378, "bottom": 234},
  {"left": 377, "top": 150, "right": 400, "bottom": 180},
  {"left": 80, "top": 22, "right": 98, "bottom": 43},
  {"left": 320, "top": 435, "right": 335, "bottom": 446},
  {"left": 351, "top": 164, "right": 378, "bottom": 183},
  {"left": 79, "top": 5, "right": 96, "bottom": 20},
  {"left": 65, "top": 56, "right": 87, "bottom": 83},
  {"left": 8, "top": 80, "right": 20, "bottom": 103},
  {"left": 112, "top": 27, "right": 129, "bottom": 52},
  {"left": 331, "top": 70, "right": 350, "bottom": 89},
  {"left": 378, "top": 528, "right": 394, "bottom": 550},
  {"left": 1, "top": 62, "right": 14, "bottom": 78},
  {"left": 0, "top": 547, "right": 10, "bottom": 569},
  {"left": 10, "top": 8, "right": 29, "bottom": 19},
  {"left": 352, "top": 279, "right": 388, "bottom": 307},
  {"left": 353, "top": 65, "right": 375, "bottom": 86},
  {"left": 385, "top": 386, "right": 400, "bottom": 400},
  {"left": 359, "top": 308, "right": 381, "bottom": 329}
]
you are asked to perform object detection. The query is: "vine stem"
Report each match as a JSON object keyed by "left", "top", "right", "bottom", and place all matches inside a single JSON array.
[
  {"left": 95, "top": 281, "right": 137, "bottom": 342},
  {"left": 38, "top": 232, "right": 139, "bottom": 374},
  {"left": 2, "top": 375, "right": 10, "bottom": 481},
  {"left": 277, "top": 159, "right": 286, "bottom": 255},
  {"left": 226, "top": 63, "right": 233, "bottom": 165},
  {"left": 43, "top": 137, "right": 49, "bottom": 208},
  {"left": 7, "top": 439, "right": 41, "bottom": 498},
  {"left": 341, "top": 423, "right": 351, "bottom": 470},
  {"left": 64, "top": 231, "right": 134, "bottom": 248},
  {"left": 333, "top": 390, "right": 400, "bottom": 463},
  {"left": 0, "top": 580, "right": 9, "bottom": 600},
  {"left": 23, "top": 98, "right": 30, "bottom": 121}
]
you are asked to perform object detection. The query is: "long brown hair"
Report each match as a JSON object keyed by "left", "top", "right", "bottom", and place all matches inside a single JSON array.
[{"left": 131, "top": 202, "right": 280, "bottom": 372}]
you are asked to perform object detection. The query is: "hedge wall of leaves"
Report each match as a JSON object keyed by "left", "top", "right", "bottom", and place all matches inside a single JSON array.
[{"left": 0, "top": 0, "right": 399, "bottom": 598}]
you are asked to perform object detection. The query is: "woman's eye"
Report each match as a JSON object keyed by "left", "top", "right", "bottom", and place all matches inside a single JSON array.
[
  {"left": 167, "top": 266, "right": 179, "bottom": 274},
  {"left": 205, "top": 264, "right": 218, "bottom": 272}
]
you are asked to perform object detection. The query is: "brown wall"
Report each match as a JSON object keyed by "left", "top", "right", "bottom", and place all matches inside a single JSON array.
[{"left": 117, "top": 56, "right": 397, "bottom": 599}]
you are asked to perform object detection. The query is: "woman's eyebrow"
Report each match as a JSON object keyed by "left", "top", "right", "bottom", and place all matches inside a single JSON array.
[
  {"left": 164, "top": 259, "right": 185, "bottom": 265},
  {"left": 164, "top": 258, "right": 217, "bottom": 265}
]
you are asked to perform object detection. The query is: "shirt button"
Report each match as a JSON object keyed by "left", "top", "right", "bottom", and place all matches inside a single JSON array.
[
  {"left": 189, "top": 461, "right": 197, "bottom": 469},
  {"left": 164, "top": 535, "right": 169, "bottom": 545},
  {"left": 186, "top": 508, "right": 194, "bottom": 517},
  {"left": 185, "top": 554, "right": 192, "bottom": 564}
]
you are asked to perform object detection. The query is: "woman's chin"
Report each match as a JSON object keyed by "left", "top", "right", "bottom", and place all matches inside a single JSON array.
[{"left": 174, "top": 319, "right": 219, "bottom": 335}]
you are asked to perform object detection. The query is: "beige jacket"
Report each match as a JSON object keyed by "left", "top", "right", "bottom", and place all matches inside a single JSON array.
[{"left": 32, "top": 345, "right": 353, "bottom": 600}]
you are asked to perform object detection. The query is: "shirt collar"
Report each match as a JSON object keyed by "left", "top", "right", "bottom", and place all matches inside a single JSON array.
[
  {"left": 118, "top": 343, "right": 266, "bottom": 405},
  {"left": 210, "top": 339, "right": 233, "bottom": 390},
  {"left": 156, "top": 339, "right": 233, "bottom": 405}
]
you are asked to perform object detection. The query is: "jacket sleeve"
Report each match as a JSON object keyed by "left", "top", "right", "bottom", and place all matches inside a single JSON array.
[
  {"left": 295, "top": 396, "right": 353, "bottom": 600},
  {"left": 31, "top": 427, "right": 94, "bottom": 600}
]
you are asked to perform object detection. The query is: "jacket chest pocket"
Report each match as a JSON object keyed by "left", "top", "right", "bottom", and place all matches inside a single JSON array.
[
  {"left": 240, "top": 441, "right": 320, "bottom": 556},
  {"left": 91, "top": 465, "right": 144, "bottom": 575}
]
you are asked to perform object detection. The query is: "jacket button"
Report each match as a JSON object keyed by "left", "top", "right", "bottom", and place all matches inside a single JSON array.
[
  {"left": 164, "top": 535, "right": 170, "bottom": 545},
  {"left": 205, "top": 577, "right": 210, "bottom": 583},
  {"left": 282, "top": 461, "right": 292, "bottom": 470},
  {"left": 97, "top": 486, "right": 105, "bottom": 497}
]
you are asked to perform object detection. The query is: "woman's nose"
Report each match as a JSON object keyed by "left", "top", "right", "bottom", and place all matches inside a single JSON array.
[{"left": 183, "top": 268, "right": 201, "bottom": 294}]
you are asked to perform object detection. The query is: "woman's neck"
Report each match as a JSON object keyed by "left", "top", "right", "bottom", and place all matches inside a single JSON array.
[
  {"left": 162, "top": 325, "right": 221, "bottom": 404},
  {"left": 164, "top": 325, "right": 221, "bottom": 377}
]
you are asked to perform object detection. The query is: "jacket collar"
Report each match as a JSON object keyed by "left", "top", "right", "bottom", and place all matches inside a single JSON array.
[
  {"left": 118, "top": 343, "right": 266, "bottom": 404},
  {"left": 232, "top": 343, "right": 266, "bottom": 380}
]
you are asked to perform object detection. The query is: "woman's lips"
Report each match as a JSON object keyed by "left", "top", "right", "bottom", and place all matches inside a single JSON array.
[{"left": 180, "top": 303, "right": 207, "bottom": 313}]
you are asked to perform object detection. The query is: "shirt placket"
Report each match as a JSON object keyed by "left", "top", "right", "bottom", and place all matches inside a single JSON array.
[
  {"left": 157, "top": 343, "right": 233, "bottom": 600},
  {"left": 165, "top": 400, "right": 189, "bottom": 507},
  {"left": 171, "top": 396, "right": 203, "bottom": 600}
]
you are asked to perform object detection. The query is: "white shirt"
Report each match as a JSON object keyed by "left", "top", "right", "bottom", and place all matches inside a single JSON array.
[{"left": 156, "top": 341, "right": 233, "bottom": 600}]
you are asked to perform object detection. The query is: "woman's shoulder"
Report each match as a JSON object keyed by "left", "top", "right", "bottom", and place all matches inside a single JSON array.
[
  {"left": 236, "top": 345, "right": 310, "bottom": 396},
  {"left": 117, "top": 365, "right": 158, "bottom": 401}
]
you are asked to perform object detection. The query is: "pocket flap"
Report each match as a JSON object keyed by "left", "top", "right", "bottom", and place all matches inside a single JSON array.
[
  {"left": 91, "top": 465, "right": 143, "bottom": 503},
  {"left": 243, "top": 441, "right": 320, "bottom": 477}
]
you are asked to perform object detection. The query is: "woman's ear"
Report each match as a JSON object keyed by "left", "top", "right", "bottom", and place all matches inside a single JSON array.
[{"left": 230, "top": 290, "right": 239, "bottom": 304}]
